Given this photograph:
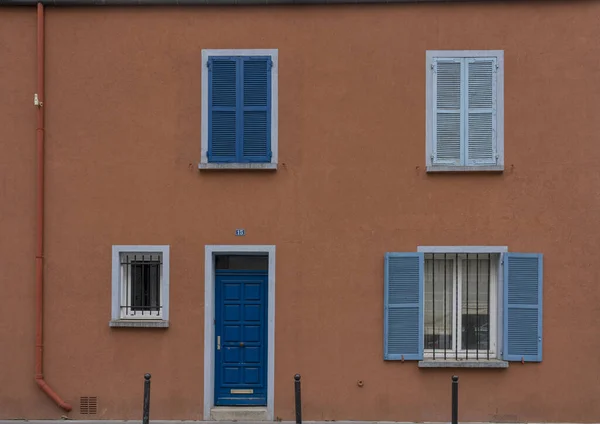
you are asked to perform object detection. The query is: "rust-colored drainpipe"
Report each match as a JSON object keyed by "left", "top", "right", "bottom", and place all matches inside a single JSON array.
[{"left": 35, "top": 2, "right": 72, "bottom": 412}]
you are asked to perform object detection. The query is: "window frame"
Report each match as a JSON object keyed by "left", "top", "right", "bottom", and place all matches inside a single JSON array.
[
  {"left": 418, "top": 246, "right": 507, "bottom": 361},
  {"left": 425, "top": 50, "right": 504, "bottom": 173},
  {"left": 120, "top": 253, "right": 163, "bottom": 320},
  {"left": 111, "top": 245, "right": 170, "bottom": 327},
  {"left": 200, "top": 49, "right": 279, "bottom": 170},
  {"left": 423, "top": 253, "right": 499, "bottom": 359}
]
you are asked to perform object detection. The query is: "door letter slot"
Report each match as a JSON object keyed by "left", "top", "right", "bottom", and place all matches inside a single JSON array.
[{"left": 231, "top": 389, "right": 254, "bottom": 394}]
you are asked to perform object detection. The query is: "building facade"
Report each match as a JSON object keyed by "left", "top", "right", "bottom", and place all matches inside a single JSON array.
[{"left": 1, "top": 0, "right": 599, "bottom": 421}]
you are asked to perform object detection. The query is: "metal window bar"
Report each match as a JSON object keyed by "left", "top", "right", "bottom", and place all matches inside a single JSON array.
[
  {"left": 425, "top": 253, "right": 492, "bottom": 360},
  {"left": 444, "top": 253, "right": 447, "bottom": 360},
  {"left": 465, "top": 256, "right": 469, "bottom": 360},
  {"left": 432, "top": 256, "right": 435, "bottom": 360},
  {"left": 120, "top": 254, "right": 163, "bottom": 317},
  {"left": 126, "top": 256, "right": 130, "bottom": 316},
  {"left": 455, "top": 254, "right": 458, "bottom": 361},
  {"left": 487, "top": 253, "right": 491, "bottom": 360},
  {"left": 476, "top": 254, "right": 479, "bottom": 360}
]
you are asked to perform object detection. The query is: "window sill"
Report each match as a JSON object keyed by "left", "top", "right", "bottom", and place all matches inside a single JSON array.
[
  {"left": 426, "top": 165, "right": 504, "bottom": 173},
  {"left": 419, "top": 359, "right": 508, "bottom": 368},
  {"left": 109, "top": 320, "right": 169, "bottom": 328},
  {"left": 198, "top": 162, "right": 277, "bottom": 171}
]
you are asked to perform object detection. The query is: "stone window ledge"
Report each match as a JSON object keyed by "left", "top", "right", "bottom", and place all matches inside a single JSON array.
[
  {"left": 426, "top": 165, "right": 504, "bottom": 173},
  {"left": 109, "top": 320, "right": 169, "bottom": 328},
  {"left": 198, "top": 163, "right": 277, "bottom": 171},
  {"left": 419, "top": 359, "right": 508, "bottom": 368}
]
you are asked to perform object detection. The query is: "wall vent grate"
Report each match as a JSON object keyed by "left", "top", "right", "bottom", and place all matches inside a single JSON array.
[{"left": 79, "top": 396, "right": 98, "bottom": 415}]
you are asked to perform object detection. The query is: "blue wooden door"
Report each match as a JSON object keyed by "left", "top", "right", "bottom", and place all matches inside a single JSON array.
[{"left": 215, "top": 271, "right": 268, "bottom": 406}]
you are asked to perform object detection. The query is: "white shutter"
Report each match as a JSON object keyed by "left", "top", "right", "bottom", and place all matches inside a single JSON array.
[
  {"left": 433, "top": 59, "right": 463, "bottom": 165},
  {"left": 466, "top": 58, "right": 497, "bottom": 165}
]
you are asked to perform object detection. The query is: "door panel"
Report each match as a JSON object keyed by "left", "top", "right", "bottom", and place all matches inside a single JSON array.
[{"left": 215, "top": 272, "right": 267, "bottom": 406}]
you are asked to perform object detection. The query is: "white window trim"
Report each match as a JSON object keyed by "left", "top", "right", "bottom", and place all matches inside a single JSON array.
[
  {"left": 425, "top": 50, "right": 504, "bottom": 173},
  {"left": 110, "top": 245, "right": 170, "bottom": 328},
  {"left": 418, "top": 246, "right": 507, "bottom": 361},
  {"left": 199, "top": 49, "right": 279, "bottom": 171}
]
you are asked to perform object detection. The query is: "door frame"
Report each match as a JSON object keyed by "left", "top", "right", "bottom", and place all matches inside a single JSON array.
[{"left": 204, "top": 245, "right": 276, "bottom": 420}]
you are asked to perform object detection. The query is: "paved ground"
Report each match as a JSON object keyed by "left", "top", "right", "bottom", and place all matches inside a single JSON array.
[
  {"left": 0, "top": 420, "right": 455, "bottom": 423},
  {"left": 0, "top": 419, "right": 460, "bottom": 424},
  {"left": 6, "top": 420, "right": 518, "bottom": 424},
  {"left": 1, "top": 421, "right": 593, "bottom": 424},
  {"left": 0, "top": 421, "right": 463, "bottom": 424}
]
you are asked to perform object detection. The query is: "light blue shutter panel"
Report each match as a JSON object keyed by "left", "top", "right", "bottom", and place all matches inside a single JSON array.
[
  {"left": 433, "top": 59, "right": 463, "bottom": 165},
  {"left": 241, "top": 56, "right": 272, "bottom": 162},
  {"left": 384, "top": 253, "right": 424, "bottom": 360},
  {"left": 466, "top": 58, "right": 497, "bottom": 165},
  {"left": 208, "top": 57, "right": 237, "bottom": 162},
  {"left": 503, "top": 253, "right": 543, "bottom": 362}
]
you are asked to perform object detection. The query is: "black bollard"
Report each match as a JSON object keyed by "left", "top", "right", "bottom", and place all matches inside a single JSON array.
[
  {"left": 294, "top": 374, "right": 302, "bottom": 424},
  {"left": 452, "top": 375, "right": 459, "bottom": 424},
  {"left": 143, "top": 373, "right": 151, "bottom": 424}
]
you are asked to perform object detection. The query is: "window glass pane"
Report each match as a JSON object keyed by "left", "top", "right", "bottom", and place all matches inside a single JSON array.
[
  {"left": 461, "top": 256, "right": 490, "bottom": 350},
  {"left": 424, "top": 257, "right": 454, "bottom": 351},
  {"left": 125, "top": 253, "right": 162, "bottom": 316},
  {"left": 215, "top": 255, "right": 268, "bottom": 270},
  {"left": 132, "top": 264, "right": 143, "bottom": 309},
  {"left": 131, "top": 263, "right": 144, "bottom": 310},
  {"left": 149, "top": 263, "right": 161, "bottom": 309}
]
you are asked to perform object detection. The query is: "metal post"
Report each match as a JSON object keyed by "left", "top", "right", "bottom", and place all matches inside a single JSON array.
[
  {"left": 294, "top": 374, "right": 302, "bottom": 424},
  {"left": 452, "top": 375, "right": 459, "bottom": 424},
  {"left": 143, "top": 373, "right": 151, "bottom": 424}
]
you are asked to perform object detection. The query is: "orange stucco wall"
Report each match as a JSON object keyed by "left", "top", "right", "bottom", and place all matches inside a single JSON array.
[{"left": 1, "top": 1, "right": 600, "bottom": 421}]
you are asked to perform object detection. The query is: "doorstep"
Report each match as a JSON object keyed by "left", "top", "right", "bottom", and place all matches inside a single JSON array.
[{"left": 210, "top": 406, "right": 269, "bottom": 421}]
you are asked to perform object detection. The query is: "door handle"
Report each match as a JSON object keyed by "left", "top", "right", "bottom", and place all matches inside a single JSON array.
[{"left": 217, "top": 336, "right": 221, "bottom": 350}]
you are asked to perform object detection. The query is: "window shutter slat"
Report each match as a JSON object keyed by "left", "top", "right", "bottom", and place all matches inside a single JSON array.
[
  {"left": 433, "top": 60, "right": 462, "bottom": 165},
  {"left": 384, "top": 253, "right": 424, "bottom": 360},
  {"left": 208, "top": 57, "right": 237, "bottom": 162},
  {"left": 467, "top": 58, "right": 497, "bottom": 165},
  {"left": 503, "top": 253, "right": 543, "bottom": 362},
  {"left": 242, "top": 57, "right": 271, "bottom": 162}
]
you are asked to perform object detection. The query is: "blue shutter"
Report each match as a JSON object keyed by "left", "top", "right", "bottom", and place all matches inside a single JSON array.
[
  {"left": 384, "top": 253, "right": 424, "bottom": 360},
  {"left": 208, "top": 57, "right": 237, "bottom": 163},
  {"left": 503, "top": 253, "right": 543, "bottom": 362},
  {"left": 433, "top": 59, "right": 463, "bottom": 165},
  {"left": 241, "top": 56, "right": 272, "bottom": 162},
  {"left": 466, "top": 58, "right": 497, "bottom": 166}
]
